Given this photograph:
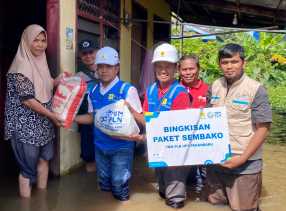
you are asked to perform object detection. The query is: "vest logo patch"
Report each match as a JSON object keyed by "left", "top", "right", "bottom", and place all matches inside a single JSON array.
[
  {"left": 161, "top": 98, "right": 167, "bottom": 105},
  {"left": 108, "top": 93, "right": 115, "bottom": 100},
  {"left": 232, "top": 96, "right": 250, "bottom": 110},
  {"left": 210, "top": 96, "right": 220, "bottom": 104}
]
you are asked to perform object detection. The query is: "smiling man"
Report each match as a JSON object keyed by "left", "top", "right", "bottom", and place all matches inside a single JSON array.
[
  {"left": 143, "top": 43, "right": 191, "bottom": 209},
  {"left": 178, "top": 54, "right": 208, "bottom": 108},
  {"left": 75, "top": 46, "right": 142, "bottom": 202},
  {"left": 204, "top": 43, "right": 272, "bottom": 211},
  {"left": 178, "top": 54, "right": 208, "bottom": 195}
]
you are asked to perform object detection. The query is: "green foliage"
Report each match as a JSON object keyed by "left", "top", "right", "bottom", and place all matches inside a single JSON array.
[
  {"left": 171, "top": 32, "right": 286, "bottom": 110},
  {"left": 227, "top": 33, "right": 286, "bottom": 86},
  {"left": 268, "top": 86, "right": 286, "bottom": 112},
  {"left": 172, "top": 39, "right": 223, "bottom": 84}
]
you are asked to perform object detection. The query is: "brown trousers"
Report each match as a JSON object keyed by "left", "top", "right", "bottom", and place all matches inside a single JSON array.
[{"left": 203, "top": 166, "right": 262, "bottom": 211}]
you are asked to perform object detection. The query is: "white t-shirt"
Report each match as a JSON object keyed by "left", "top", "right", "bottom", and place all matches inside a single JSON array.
[{"left": 88, "top": 76, "right": 142, "bottom": 113}]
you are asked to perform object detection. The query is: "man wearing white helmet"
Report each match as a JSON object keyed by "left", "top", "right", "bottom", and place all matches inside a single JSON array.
[
  {"left": 142, "top": 43, "right": 191, "bottom": 208},
  {"left": 75, "top": 46, "right": 142, "bottom": 201}
]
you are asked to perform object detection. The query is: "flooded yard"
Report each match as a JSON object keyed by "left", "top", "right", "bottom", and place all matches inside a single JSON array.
[
  {"left": 268, "top": 111, "right": 286, "bottom": 145},
  {"left": 0, "top": 111, "right": 285, "bottom": 211},
  {"left": 1, "top": 144, "right": 286, "bottom": 211}
]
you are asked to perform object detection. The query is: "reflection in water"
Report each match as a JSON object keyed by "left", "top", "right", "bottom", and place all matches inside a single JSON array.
[
  {"left": 0, "top": 111, "right": 285, "bottom": 211},
  {"left": 268, "top": 111, "right": 286, "bottom": 144},
  {"left": 0, "top": 157, "right": 230, "bottom": 211},
  {"left": 1, "top": 144, "right": 286, "bottom": 211}
]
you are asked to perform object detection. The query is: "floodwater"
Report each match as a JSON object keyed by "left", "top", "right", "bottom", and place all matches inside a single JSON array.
[
  {"left": 268, "top": 111, "right": 286, "bottom": 144},
  {"left": 0, "top": 112, "right": 285, "bottom": 211}
]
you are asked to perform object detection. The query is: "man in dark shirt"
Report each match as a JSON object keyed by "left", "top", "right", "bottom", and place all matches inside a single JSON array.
[{"left": 77, "top": 40, "right": 98, "bottom": 172}]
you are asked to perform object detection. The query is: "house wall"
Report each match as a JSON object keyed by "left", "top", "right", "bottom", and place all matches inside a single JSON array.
[
  {"left": 136, "top": 0, "right": 171, "bottom": 48},
  {"left": 58, "top": 0, "right": 82, "bottom": 175},
  {"left": 119, "top": 0, "right": 171, "bottom": 81},
  {"left": 120, "top": 0, "right": 132, "bottom": 82}
]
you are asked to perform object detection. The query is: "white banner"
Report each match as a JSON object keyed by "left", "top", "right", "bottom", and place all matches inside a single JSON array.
[{"left": 145, "top": 107, "right": 231, "bottom": 167}]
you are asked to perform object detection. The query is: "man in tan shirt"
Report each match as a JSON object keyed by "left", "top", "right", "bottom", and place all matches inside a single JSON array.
[{"left": 204, "top": 43, "right": 272, "bottom": 211}]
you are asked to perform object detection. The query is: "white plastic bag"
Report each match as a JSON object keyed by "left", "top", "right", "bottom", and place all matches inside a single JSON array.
[{"left": 94, "top": 100, "right": 140, "bottom": 136}]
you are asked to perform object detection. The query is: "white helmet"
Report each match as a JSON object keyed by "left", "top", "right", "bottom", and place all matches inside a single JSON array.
[{"left": 152, "top": 43, "right": 178, "bottom": 64}]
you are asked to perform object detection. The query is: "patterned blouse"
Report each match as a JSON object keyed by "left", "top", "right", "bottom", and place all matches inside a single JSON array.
[{"left": 4, "top": 73, "right": 55, "bottom": 146}]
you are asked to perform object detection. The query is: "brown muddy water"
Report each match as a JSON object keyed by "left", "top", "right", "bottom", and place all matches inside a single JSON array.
[
  {"left": 1, "top": 144, "right": 286, "bottom": 211},
  {"left": 0, "top": 112, "right": 285, "bottom": 211}
]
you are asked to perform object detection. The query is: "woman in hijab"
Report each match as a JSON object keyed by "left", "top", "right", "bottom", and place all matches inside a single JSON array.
[{"left": 4, "top": 24, "right": 63, "bottom": 198}]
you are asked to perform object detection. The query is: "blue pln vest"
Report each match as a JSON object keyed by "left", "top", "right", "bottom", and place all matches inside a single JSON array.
[
  {"left": 89, "top": 80, "right": 135, "bottom": 150},
  {"left": 147, "top": 81, "right": 187, "bottom": 112}
]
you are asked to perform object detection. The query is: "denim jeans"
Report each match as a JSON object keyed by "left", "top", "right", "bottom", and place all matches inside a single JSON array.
[{"left": 95, "top": 147, "right": 134, "bottom": 200}]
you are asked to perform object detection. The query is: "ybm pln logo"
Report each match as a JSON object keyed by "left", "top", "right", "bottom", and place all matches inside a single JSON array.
[
  {"left": 200, "top": 111, "right": 222, "bottom": 119},
  {"left": 100, "top": 109, "right": 123, "bottom": 125}
]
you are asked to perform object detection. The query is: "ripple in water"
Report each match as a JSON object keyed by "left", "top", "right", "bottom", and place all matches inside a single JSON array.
[{"left": 268, "top": 111, "right": 286, "bottom": 145}]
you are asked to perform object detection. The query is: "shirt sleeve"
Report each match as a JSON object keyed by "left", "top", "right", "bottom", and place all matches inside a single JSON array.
[
  {"left": 171, "top": 92, "right": 191, "bottom": 110},
  {"left": 15, "top": 73, "right": 35, "bottom": 101},
  {"left": 87, "top": 95, "right": 94, "bottom": 113},
  {"left": 125, "top": 86, "right": 143, "bottom": 113},
  {"left": 251, "top": 86, "right": 272, "bottom": 124}
]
